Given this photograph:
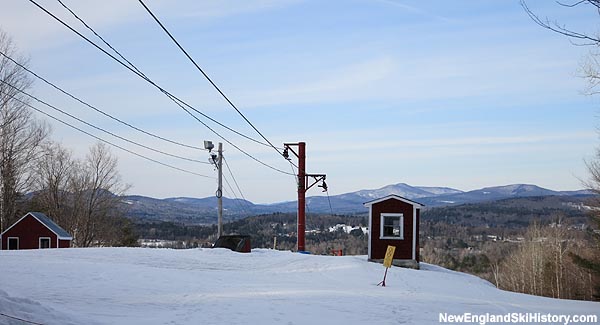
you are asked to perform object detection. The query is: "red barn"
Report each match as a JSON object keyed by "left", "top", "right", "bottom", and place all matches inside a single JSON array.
[
  {"left": 364, "top": 195, "right": 424, "bottom": 269},
  {"left": 0, "top": 212, "right": 72, "bottom": 250}
]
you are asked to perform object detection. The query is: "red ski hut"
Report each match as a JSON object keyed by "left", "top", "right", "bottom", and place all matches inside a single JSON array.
[
  {"left": 364, "top": 195, "right": 423, "bottom": 269},
  {"left": 0, "top": 212, "right": 72, "bottom": 250}
]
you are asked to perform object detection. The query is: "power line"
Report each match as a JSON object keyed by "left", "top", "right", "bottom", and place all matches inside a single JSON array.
[
  {"left": 137, "top": 0, "right": 287, "bottom": 158},
  {"left": 222, "top": 156, "right": 254, "bottom": 212},
  {"left": 55, "top": 0, "right": 276, "bottom": 151},
  {"left": 0, "top": 49, "right": 203, "bottom": 151},
  {"left": 27, "top": 0, "right": 293, "bottom": 176},
  {"left": 222, "top": 174, "right": 250, "bottom": 216},
  {"left": 1, "top": 80, "right": 208, "bottom": 165},
  {"left": 0, "top": 313, "right": 44, "bottom": 325},
  {"left": 5, "top": 93, "right": 213, "bottom": 179},
  {"left": 288, "top": 161, "right": 299, "bottom": 186},
  {"left": 325, "top": 189, "right": 335, "bottom": 216},
  {"left": 207, "top": 153, "right": 249, "bottom": 215},
  {"left": 57, "top": 0, "right": 284, "bottom": 153},
  {"left": 56, "top": 0, "right": 148, "bottom": 77},
  {"left": 222, "top": 156, "right": 248, "bottom": 203}
]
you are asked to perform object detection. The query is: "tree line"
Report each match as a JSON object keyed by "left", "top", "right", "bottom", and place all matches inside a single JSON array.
[
  {"left": 135, "top": 213, "right": 369, "bottom": 255},
  {"left": 519, "top": 0, "right": 600, "bottom": 302},
  {"left": 134, "top": 206, "right": 599, "bottom": 301},
  {"left": 494, "top": 220, "right": 596, "bottom": 300},
  {"left": 421, "top": 216, "right": 599, "bottom": 301}
]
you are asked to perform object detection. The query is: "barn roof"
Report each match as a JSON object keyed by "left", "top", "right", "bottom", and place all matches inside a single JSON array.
[
  {"left": 1, "top": 212, "right": 73, "bottom": 240},
  {"left": 29, "top": 212, "right": 73, "bottom": 240},
  {"left": 363, "top": 194, "right": 425, "bottom": 207}
]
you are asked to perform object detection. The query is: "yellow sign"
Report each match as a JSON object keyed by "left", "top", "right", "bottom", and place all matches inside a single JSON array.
[{"left": 383, "top": 245, "right": 396, "bottom": 268}]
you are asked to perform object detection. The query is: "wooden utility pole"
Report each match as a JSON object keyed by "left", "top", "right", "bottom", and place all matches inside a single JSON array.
[
  {"left": 204, "top": 140, "right": 224, "bottom": 238},
  {"left": 217, "top": 142, "right": 223, "bottom": 238}
]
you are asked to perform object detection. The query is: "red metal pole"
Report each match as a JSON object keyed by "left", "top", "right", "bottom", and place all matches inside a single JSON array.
[{"left": 297, "top": 142, "right": 306, "bottom": 252}]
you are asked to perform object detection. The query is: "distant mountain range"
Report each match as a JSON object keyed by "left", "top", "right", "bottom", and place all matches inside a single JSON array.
[{"left": 121, "top": 183, "right": 593, "bottom": 224}]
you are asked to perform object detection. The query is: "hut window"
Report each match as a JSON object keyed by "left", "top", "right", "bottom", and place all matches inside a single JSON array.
[
  {"left": 39, "top": 237, "right": 51, "bottom": 249},
  {"left": 380, "top": 213, "right": 404, "bottom": 239}
]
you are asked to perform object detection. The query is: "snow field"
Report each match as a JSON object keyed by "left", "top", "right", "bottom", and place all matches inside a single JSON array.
[{"left": 0, "top": 247, "right": 598, "bottom": 324}]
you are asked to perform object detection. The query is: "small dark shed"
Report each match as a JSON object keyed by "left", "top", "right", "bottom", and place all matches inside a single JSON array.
[
  {"left": 0, "top": 212, "right": 72, "bottom": 250},
  {"left": 363, "top": 195, "right": 424, "bottom": 269},
  {"left": 213, "top": 235, "right": 251, "bottom": 253}
]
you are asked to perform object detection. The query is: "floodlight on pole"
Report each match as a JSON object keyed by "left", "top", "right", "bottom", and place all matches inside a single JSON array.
[
  {"left": 203, "top": 140, "right": 214, "bottom": 152},
  {"left": 204, "top": 140, "right": 223, "bottom": 238}
]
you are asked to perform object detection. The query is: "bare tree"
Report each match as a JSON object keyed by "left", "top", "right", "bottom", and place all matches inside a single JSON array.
[
  {"left": 548, "top": 218, "right": 569, "bottom": 298},
  {"left": 521, "top": 1, "right": 600, "bottom": 44},
  {"left": 0, "top": 30, "right": 49, "bottom": 232},
  {"left": 578, "top": 157, "right": 600, "bottom": 299},
  {"left": 497, "top": 220, "right": 597, "bottom": 299},
  {"left": 0, "top": 30, "right": 132, "bottom": 246},
  {"left": 522, "top": 0, "right": 600, "bottom": 300},
  {"left": 33, "top": 141, "right": 134, "bottom": 247},
  {"left": 71, "top": 142, "right": 129, "bottom": 247},
  {"left": 33, "top": 141, "right": 77, "bottom": 232},
  {"left": 521, "top": 0, "right": 600, "bottom": 94}
]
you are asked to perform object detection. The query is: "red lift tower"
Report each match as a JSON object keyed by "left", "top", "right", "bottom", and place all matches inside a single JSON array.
[{"left": 283, "top": 142, "right": 327, "bottom": 252}]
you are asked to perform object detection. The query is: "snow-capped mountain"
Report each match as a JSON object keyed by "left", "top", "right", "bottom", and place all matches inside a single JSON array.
[
  {"left": 478, "top": 184, "right": 559, "bottom": 196},
  {"left": 415, "top": 186, "right": 464, "bottom": 196},
  {"left": 352, "top": 183, "right": 445, "bottom": 200},
  {"left": 341, "top": 183, "right": 465, "bottom": 202},
  {"left": 264, "top": 183, "right": 591, "bottom": 214},
  {"left": 418, "top": 184, "right": 571, "bottom": 206},
  {"left": 121, "top": 183, "right": 593, "bottom": 221}
]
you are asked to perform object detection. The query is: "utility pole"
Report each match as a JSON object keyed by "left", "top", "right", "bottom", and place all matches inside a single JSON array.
[
  {"left": 297, "top": 142, "right": 306, "bottom": 252},
  {"left": 217, "top": 142, "right": 223, "bottom": 238},
  {"left": 204, "top": 140, "right": 224, "bottom": 238},
  {"left": 283, "top": 142, "right": 327, "bottom": 252}
]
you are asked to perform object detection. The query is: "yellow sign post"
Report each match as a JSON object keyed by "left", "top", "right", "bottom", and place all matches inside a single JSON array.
[
  {"left": 383, "top": 245, "right": 396, "bottom": 268},
  {"left": 378, "top": 245, "right": 396, "bottom": 287}
]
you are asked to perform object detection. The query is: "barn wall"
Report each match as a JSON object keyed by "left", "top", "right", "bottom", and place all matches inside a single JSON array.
[
  {"left": 1, "top": 215, "right": 58, "bottom": 249},
  {"left": 370, "top": 199, "right": 415, "bottom": 260},
  {"left": 59, "top": 239, "right": 71, "bottom": 248}
]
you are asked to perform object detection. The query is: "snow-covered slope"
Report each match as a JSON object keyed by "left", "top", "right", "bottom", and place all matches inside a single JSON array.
[
  {"left": 0, "top": 248, "right": 597, "bottom": 325},
  {"left": 415, "top": 186, "right": 464, "bottom": 196},
  {"left": 353, "top": 183, "right": 442, "bottom": 200}
]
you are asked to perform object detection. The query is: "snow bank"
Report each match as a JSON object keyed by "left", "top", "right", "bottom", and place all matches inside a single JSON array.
[
  {"left": 0, "top": 248, "right": 597, "bottom": 324},
  {"left": 0, "top": 289, "right": 82, "bottom": 325}
]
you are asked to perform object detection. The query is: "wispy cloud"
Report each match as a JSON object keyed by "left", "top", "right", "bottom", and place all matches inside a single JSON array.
[
  {"left": 174, "top": 0, "right": 303, "bottom": 19},
  {"left": 372, "top": 0, "right": 458, "bottom": 23},
  {"left": 303, "top": 131, "right": 596, "bottom": 155},
  {"left": 0, "top": 0, "right": 302, "bottom": 52},
  {"left": 0, "top": 0, "right": 143, "bottom": 51},
  {"left": 1, "top": 1, "right": 596, "bottom": 202},
  {"left": 234, "top": 56, "right": 397, "bottom": 107}
]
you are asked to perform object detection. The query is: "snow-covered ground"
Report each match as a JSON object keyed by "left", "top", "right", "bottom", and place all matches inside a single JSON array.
[{"left": 0, "top": 248, "right": 598, "bottom": 325}]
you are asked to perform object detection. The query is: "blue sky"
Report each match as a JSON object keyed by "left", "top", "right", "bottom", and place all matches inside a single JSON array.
[{"left": 0, "top": 0, "right": 598, "bottom": 203}]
